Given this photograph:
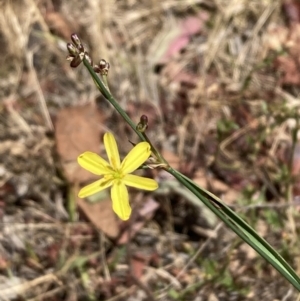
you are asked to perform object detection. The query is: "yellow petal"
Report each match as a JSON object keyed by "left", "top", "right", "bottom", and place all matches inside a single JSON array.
[
  {"left": 111, "top": 181, "right": 131, "bottom": 220},
  {"left": 104, "top": 132, "right": 121, "bottom": 170},
  {"left": 78, "top": 152, "right": 112, "bottom": 175},
  {"left": 121, "top": 142, "right": 151, "bottom": 174},
  {"left": 78, "top": 178, "right": 113, "bottom": 198},
  {"left": 123, "top": 174, "right": 158, "bottom": 191}
]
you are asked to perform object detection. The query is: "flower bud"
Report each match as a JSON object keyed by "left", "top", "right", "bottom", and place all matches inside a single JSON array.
[
  {"left": 140, "top": 115, "right": 148, "bottom": 125},
  {"left": 71, "top": 33, "right": 84, "bottom": 52},
  {"left": 98, "top": 59, "right": 110, "bottom": 75},
  {"left": 99, "top": 59, "right": 106, "bottom": 69},
  {"left": 67, "top": 43, "right": 78, "bottom": 56},
  {"left": 137, "top": 115, "right": 148, "bottom": 132}
]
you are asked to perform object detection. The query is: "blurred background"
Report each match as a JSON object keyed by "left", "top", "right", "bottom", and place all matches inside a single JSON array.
[{"left": 1, "top": 0, "right": 300, "bottom": 300}]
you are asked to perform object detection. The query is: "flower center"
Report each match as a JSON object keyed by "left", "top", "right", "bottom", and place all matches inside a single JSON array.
[{"left": 113, "top": 169, "right": 124, "bottom": 180}]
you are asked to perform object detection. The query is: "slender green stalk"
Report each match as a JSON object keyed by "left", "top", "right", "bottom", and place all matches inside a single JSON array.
[
  {"left": 83, "top": 58, "right": 145, "bottom": 142},
  {"left": 142, "top": 132, "right": 168, "bottom": 165}
]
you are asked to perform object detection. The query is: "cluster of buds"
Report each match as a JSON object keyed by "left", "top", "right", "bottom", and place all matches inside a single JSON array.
[
  {"left": 66, "top": 34, "right": 92, "bottom": 68},
  {"left": 66, "top": 34, "right": 110, "bottom": 79},
  {"left": 93, "top": 59, "right": 110, "bottom": 76}
]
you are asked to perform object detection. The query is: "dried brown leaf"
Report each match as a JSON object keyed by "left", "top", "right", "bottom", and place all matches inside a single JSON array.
[
  {"left": 77, "top": 197, "right": 119, "bottom": 238},
  {"left": 55, "top": 103, "right": 104, "bottom": 183}
]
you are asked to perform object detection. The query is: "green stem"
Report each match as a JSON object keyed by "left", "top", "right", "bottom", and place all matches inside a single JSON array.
[
  {"left": 101, "top": 74, "right": 110, "bottom": 92},
  {"left": 84, "top": 58, "right": 170, "bottom": 165},
  {"left": 142, "top": 132, "right": 168, "bottom": 164},
  {"left": 83, "top": 58, "right": 145, "bottom": 142}
]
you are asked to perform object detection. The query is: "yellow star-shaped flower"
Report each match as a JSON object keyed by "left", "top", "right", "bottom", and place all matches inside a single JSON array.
[{"left": 77, "top": 132, "right": 158, "bottom": 220}]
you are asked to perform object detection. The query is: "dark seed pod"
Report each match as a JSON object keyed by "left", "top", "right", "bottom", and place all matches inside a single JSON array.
[
  {"left": 140, "top": 115, "right": 148, "bottom": 125},
  {"left": 93, "top": 65, "right": 101, "bottom": 73},
  {"left": 137, "top": 115, "right": 148, "bottom": 132},
  {"left": 70, "top": 55, "right": 83, "bottom": 68}
]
